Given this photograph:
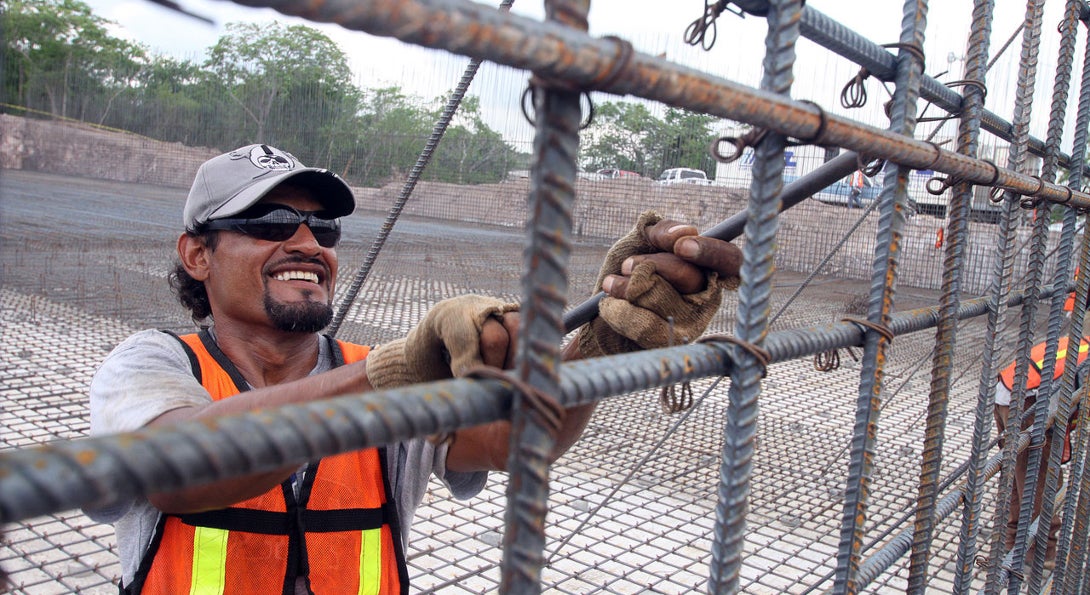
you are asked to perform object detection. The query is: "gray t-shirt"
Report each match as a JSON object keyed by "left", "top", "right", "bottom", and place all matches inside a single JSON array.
[{"left": 87, "top": 329, "right": 487, "bottom": 588}]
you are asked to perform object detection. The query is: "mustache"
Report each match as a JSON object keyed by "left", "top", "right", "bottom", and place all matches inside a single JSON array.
[{"left": 264, "top": 255, "right": 329, "bottom": 275}]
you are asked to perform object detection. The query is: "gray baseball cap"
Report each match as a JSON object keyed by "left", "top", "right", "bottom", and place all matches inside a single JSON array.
[{"left": 184, "top": 144, "right": 355, "bottom": 230}]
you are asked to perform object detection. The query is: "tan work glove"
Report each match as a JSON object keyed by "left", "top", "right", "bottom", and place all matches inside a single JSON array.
[
  {"left": 366, "top": 295, "right": 519, "bottom": 389},
  {"left": 576, "top": 211, "right": 739, "bottom": 358}
]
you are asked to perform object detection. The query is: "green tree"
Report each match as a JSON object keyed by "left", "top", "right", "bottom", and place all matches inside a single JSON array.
[
  {"left": 1, "top": 0, "right": 146, "bottom": 120},
  {"left": 203, "top": 21, "right": 361, "bottom": 162},
  {"left": 348, "top": 86, "right": 435, "bottom": 186},
  {"left": 580, "top": 101, "right": 718, "bottom": 178},
  {"left": 428, "top": 95, "right": 522, "bottom": 184}
]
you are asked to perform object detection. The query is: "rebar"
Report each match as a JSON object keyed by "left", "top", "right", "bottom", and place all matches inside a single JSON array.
[
  {"left": 1012, "top": 3, "right": 1082, "bottom": 591},
  {"left": 1, "top": 283, "right": 1071, "bottom": 526},
  {"left": 223, "top": 0, "right": 1090, "bottom": 209},
  {"left": 835, "top": 2, "right": 928, "bottom": 593},
  {"left": 708, "top": 1, "right": 802, "bottom": 592},
  {"left": 909, "top": 1, "right": 992, "bottom": 590},
  {"left": 983, "top": 2, "right": 1047, "bottom": 591},
  {"left": 499, "top": 0, "right": 586, "bottom": 590},
  {"left": 327, "top": 0, "right": 516, "bottom": 337}
]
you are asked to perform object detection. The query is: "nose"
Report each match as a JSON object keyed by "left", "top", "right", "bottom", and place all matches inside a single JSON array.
[{"left": 283, "top": 223, "right": 323, "bottom": 255}]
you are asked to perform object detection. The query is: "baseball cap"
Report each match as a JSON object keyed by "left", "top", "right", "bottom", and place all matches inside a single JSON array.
[{"left": 184, "top": 144, "right": 356, "bottom": 230}]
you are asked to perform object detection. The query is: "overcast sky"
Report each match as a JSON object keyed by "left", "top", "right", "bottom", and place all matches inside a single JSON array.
[{"left": 84, "top": 0, "right": 1072, "bottom": 150}]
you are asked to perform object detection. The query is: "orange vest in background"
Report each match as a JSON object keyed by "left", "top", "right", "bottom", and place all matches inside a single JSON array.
[{"left": 125, "top": 331, "right": 407, "bottom": 595}]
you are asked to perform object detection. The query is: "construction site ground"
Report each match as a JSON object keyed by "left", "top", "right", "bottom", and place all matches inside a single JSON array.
[{"left": 1, "top": 169, "right": 1026, "bottom": 593}]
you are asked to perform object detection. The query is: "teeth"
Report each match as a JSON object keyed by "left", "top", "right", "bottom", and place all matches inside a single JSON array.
[{"left": 274, "top": 270, "right": 319, "bottom": 283}]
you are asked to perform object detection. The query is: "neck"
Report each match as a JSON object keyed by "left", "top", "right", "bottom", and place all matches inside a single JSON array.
[{"left": 210, "top": 323, "right": 323, "bottom": 388}]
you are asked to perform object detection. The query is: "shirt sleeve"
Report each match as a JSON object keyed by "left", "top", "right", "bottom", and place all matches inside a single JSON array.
[{"left": 89, "top": 329, "right": 213, "bottom": 435}]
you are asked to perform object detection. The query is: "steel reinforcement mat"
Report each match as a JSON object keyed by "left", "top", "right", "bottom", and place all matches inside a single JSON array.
[{"left": 0, "top": 170, "right": 1036, "bottom": 593}]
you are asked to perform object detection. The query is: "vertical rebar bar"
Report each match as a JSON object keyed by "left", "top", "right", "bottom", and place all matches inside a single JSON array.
[
  {"left": 909, "top": 1, "right": 993, "bottom": 590},
  {"left": 327, "top": 0, "right": 516, "bottom": 337},
  {"left": 982, "top": 2, "right": 1047, "bottom": 592},
  {"left": 499, "top": 0, "right": 586, "bottom": 590},
  {"left": 707, "top": 0, "right": 802, "bottom": 592},
  {"left": 1014, "top": 3, "right": 1082, "bottom": 592},
  {"left": 1050, "top": 12, "right": 1090, "bottom": 588},
  {"left": 834, "top": 2, "right": 928, "bottom": 593}
]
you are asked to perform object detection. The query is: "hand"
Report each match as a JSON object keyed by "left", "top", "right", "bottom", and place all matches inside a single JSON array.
[
  {"left": 366, "top": 295, "right": 519, "bottom": 389},
  {"left": 577, "top": 211, "right": 742, "bottom": 357}
]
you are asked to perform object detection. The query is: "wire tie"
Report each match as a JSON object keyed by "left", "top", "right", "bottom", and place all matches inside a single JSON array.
[
  {"left": 589, "top": 35, "right": 636, "bottom": 90},
  {"left": 698, "top": 333, "right": 772, "bottom": 377},
  {"left": 464, "top": 365, "right": 566, "bottom": 438},
  {"left": 945, "top": 78, "right": 988, "bottom": 100},
  {"left": 882, "top": 41, "right": 926, "bottom": 72},
  {"left": 794, "top": 100, "right": 828, "bottom": 145},
  {"left": 922, "top": 140, "right": 944, "bottom": 171},
  {"left": 981, "top": 158, "right": 1001, "bottom": 186},
  {"left": 813, "top": 349, "right": 840, "bottom": 372},
  {"left": 841, "top": 316, "right": 895, "bottom": 343}
]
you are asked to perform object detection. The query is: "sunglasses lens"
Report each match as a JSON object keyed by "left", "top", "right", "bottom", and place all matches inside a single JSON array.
[{"left": 217, "top": 207, "right": 341, "bottom": 247}]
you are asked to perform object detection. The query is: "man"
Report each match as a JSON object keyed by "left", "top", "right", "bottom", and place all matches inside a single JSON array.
[
  {"left": 848, "top": 169, "right": 865, "bottom": 209},
  {"left": 88, "top": 144, "right": 742, "bottom": 593},
  {"left": 994, "top": 334, "right": 1086, "bottom": 570}
]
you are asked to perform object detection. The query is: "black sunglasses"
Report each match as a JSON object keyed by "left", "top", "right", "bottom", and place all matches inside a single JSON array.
[{"left": 199, "top": 204, "right": 341, "bottom": 248}]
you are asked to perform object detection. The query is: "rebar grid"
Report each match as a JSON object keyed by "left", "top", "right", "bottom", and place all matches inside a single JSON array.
[
  {"left": 982, "top": 2, "right": 1048, "bottom": 592},
  {"left": 708, "top": 1, "right": 801, "bottom": 591},
  {"left": 1006, "top": 2, "right": 1084, "bottom": 592},
  {"left": 910, "top": 1, "right": 993, "bottom": 591},
  {"left": 4, "top": 2, "right": 1090, "bottom": 594},
  {"left": 793, "top": 0, "right": 1078, "bottom": 172},
  {"left": 219, "top": 0, "right": 1089, "bottom": 210},
  {"left": 1049, "top": 9, "right": 1090, "bottom": 592}
]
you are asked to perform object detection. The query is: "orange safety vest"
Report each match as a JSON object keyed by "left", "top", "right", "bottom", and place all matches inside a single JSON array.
[
  {"left": 124, "top": 330, "right": 407, "bottom": 595},
  {"left": 850, "top": 171, "right": 865, "bottom": 188},
  {"left": 998, "top": 336, "right": 1090, "bottom": 392},
  {"left": 998, "top": 336, "right": 1087, "bottom": 464}
]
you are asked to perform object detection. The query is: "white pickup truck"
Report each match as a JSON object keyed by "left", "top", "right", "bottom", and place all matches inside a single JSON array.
[{"left": 655, "top": 167, "right": 712, "bottom": 185}]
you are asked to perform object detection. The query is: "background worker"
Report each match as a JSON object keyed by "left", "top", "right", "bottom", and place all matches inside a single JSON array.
[
  {"left": 994, "top": 334, "right": 1087, "bottom": 570},
  {"left": 87, "top": 144, "right": 743, "bottom": 593},
  {"left": 848, "top": 169, "right": 865, "bottom": 208}
]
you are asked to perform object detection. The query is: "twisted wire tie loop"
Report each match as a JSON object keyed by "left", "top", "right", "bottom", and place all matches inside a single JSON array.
[
  {"left": 841, "top": 316, "right": 895, "bottom": 344},
  {"left": 945, "top": 78, "right": 988, "bottom": 100},
  {"left": 464, "top": 365, "right": 566, "bottom": 439},
  {"left": 840, "top": 67, "right": 871, "bottom": 109},
  {"left": 519, "top": 36, "right": 633, "bottom": 130},
  {"left": 921, "top": 140, "right": 944, "bottom": 171},
  {"left": 814, "top": 350, "right": 840, "bottom": 372},
  {"left": 881, "top": 42, "right": 926, "bottom": 72},
  {"left": 710, "top": 100, "right": 826, "bottom": 163},
  {"left": 1019, "top": 175, "right": 1048, "bottom": 209},
  {"left": 858, "top": 155, "right": 885, "bottom": 177},
  {"left": 698, "top": 333, "right": 772, "bottom": 378}
]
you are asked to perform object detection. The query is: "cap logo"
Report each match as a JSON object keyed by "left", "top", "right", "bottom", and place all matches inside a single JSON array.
[{"left": 248, "top": 144, "right": 295, "bottom": 171}]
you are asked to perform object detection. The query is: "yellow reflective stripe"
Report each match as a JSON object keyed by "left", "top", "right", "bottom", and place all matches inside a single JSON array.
[
  {"left": 190, "top": 526, "right": 228, "bottom": 595},
  {"left": 358, "top": 528, "right": 382, "bottom": 595}
]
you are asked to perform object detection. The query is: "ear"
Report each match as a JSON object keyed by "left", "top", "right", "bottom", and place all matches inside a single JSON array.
[{"left": 178, "top": 233, "right": 211, "bottom": 282}]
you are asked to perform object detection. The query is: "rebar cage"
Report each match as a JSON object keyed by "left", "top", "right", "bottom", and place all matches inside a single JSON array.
[{"left": 5, "top": 0, "right": 1090, "bottom": 593}]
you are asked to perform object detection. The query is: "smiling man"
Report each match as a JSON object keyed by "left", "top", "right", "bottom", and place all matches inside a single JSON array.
[{"left": 88, "top": 144, "right": 742, "bottom": 594}]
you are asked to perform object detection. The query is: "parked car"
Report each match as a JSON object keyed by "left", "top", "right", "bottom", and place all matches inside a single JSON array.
[
  {"left": 784, "top": 172, "right": 880, "bottom": 207},
  {"left": 656, "top": 167, "right": 712, "bottom": 185},
  {"left": 597, "top": 168, "right": 642, "bottom": 179}
]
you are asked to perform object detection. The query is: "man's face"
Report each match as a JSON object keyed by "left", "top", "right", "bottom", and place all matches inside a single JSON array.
[{"left": 199, "top": 184, "right": 339, "bottom": 334}]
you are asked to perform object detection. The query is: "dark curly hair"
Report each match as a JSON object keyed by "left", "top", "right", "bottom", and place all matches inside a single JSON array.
[{"left": 168, "top": 231, "right": 219, "bottom": 323}]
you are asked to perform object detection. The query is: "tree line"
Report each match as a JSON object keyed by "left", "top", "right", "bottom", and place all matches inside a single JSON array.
[{"left": 1, "top": 0, "right": 721, "bottom": 185}]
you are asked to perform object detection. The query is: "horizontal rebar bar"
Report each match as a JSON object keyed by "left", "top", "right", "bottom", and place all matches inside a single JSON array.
[
  {"left": 0, "top": 281, "right": 1070, "bottom": 525},
  {"left": 226, "top": 0, "right": 1090, "bottom": 209}
]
